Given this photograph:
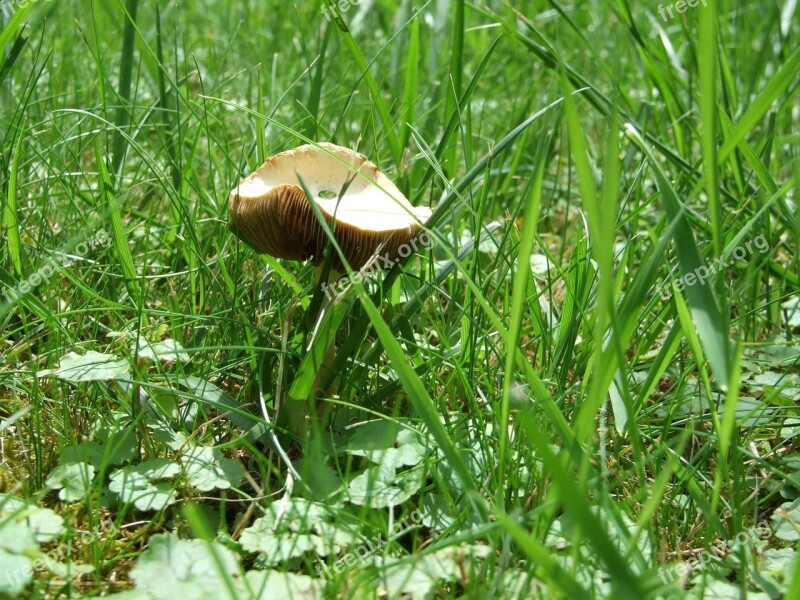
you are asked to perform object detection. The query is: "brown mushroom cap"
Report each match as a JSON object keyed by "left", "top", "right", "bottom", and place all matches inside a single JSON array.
[{"left": 229, "top": 142, "right": 432, "bottom": 272}]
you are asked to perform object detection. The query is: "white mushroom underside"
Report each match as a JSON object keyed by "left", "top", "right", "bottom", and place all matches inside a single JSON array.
[
  {"left": 234, "top": 179, "right": 428, "bottom": 231},
  {"left": 232, "top": 143, "right": 431, "bottom": 231}
]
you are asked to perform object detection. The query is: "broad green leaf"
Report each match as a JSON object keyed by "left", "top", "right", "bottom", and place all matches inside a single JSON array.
[
  {"left": 149, "top": 420, "right": 189, "bottom": 451},
  {"left": 0, "top": 549, "right": 32, "bottom": 595},
  {"left": 244, "top": 570, "right": 324, "bottom": 599},
  {"left": 61, "top": 439, "right": 130, "bottom": 468},
  {"left": 375, "top": 545, "right": 492, "bottom": 600},
  {"left": 757, "top": 547, "right": 796, "bottom": 589},
  {"left": 241, "top": 527, "right": 328, "bottom": 564},
  {"left": 344, "top": 420, "right": 429, "bottom": 470},
  {"left": 135, "top": 338, "right": 190, "bottom": 364},
  {"left": 418, "top": 493, "right": 481, "bottom": 533},
  {"left": 37, "top": 350, "right": 130, "bottom": 382},
  {"left": 255, "top": 497, "right": 328, "bottom": 533},
  {"left": 61, "top": 418, "right": 137, "bottom": 467},
  {"left": 347, "top": 464, "right": 425, "bottom": 508},
  {"left": 293, "top": 455, "right": 343, "bottom": 500},
  {"left": 130, "top": 533, "right": 240, "bottom": 598},
  {"left": 239, "top": 497, "right": 358, "bottom": 564},
  {"left": 181, "top": 446, "right": 244, "bottom": 492},
  {"left": 45, "top": 462, "right": 96, "bottom": 502},
  {"left": 772, "top": 499, "right": 800, "bottom": 541},
  {"left": 0, "top": 520, "right": 37, "bottom": 554},
  {"left": 0, "top": 495, "right": 65, "bottom": 542},
  {"left": 109, "top": 460, "right": 180, "bottom": 512}
]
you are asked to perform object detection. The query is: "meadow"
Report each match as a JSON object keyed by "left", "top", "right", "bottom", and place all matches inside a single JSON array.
[{"left": 1, "top": 0, "right": 799, "bottom": 598}]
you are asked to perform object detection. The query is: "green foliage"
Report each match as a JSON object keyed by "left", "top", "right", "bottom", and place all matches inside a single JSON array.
[
  {"left": 37, "top": 351, "right": 130, "bottom": 383},
  {"left": 117, "top": 533, "right": 242, "bottom": 599},
  {"left": 45, "top": 463, "right": 96, "bottom": 503},
  {"left": 180, "top": 446, "right": 244, "bottom": 493},
  {"left": 0, "top": 494, "right": 95, "bottom": 594},
  {"left": 108, "top": 460, "right": 180, "bottom": 512}
]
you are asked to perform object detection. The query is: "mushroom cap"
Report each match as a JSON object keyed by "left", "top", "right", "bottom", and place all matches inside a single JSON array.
[{"left": 229, "top": 142, "right": 432, "bottom": 272}]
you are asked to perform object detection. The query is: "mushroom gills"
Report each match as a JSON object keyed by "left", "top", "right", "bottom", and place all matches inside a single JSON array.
[{"left": 228, "top": 142, "right": 432, "bottom": 271}]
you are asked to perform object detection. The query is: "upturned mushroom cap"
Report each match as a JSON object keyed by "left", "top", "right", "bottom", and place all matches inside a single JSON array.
[{"left": 229, "top": 142, "right": 431, "bottom": 272}]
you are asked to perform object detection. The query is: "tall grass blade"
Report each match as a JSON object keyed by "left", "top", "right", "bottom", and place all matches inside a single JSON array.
[
  {"left": 111, "top": 0, "right": 139, "bottom": 179},
  {"left": 3, "top": 124, "right": 24, "bottom": 278},
  {"left": 625, "top": 125, "right": 731, "bottom": 389}
]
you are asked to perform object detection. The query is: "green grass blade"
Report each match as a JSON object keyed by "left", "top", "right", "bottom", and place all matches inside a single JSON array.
[
  {"left": 441, "top": 0, "right": 464, "bottom": 172},
  {"left": 399, "top": 16, "right": 420, "bottom": 152},
  {"left": 95, "top": 138, "right": 141, "bottom": 310},
  {"left": 496, "top": 134, "right": 546, "bottom": 506},
  {"left": 111, "top": 0, "right": 140, "bottom": 179},
  {"left": 0, "top": 4, "right": 35, "bottom": 50},
  {"left": 323, "top": 1, "right": 403, "bottom": 167},
  {"left": 719, "top": 44, "right": 800, "bottom": 162},
  {"left": 625, "top": 124, "right": 730, "bottom": 388},
  {"left": 697, "top": 0, "right": 723, "bottom": 261},
  {"left": 3, "top": 123, "right": 24, "bottom": 278},
  {"left": 354, "top": 285, "right": 487, "bottom": 521}
]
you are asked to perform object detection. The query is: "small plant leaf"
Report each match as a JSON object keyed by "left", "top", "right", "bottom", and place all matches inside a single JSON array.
[
  {"left": 347, "top": 464, "right": 425, "bottom": 508},
  {"left": 0, "top": 494, "right": 65, "bottom": 542},
  {"left": 134, "top": 338, "right": 190, "bottom": 364},
  {"left": 239, "top": 498, "right": 360, "bottom": 564},
  {"left": 181, "top": 446, "right": 244, "bottom": 492},
  {"left": 109, "top": 460, "right": 180, "bottom": 512},
  {"left": 376, "top": 545, "right": 492, "bottom": 600},
  {"left": 244, "top": 570, "right": 324, "bottom": 599},
  {"left": 242, "top": 527, "right": 327, "bottom": 564},
  {"left": 0, "top": 549, "right": 33, "bottom": 595},
  {"left": 0, "top": 520, "right": 38, "bottom": 554},
  {"left": 130, "top": 533, "right": 240, "bottom": 597},
  {"left": 45, "top": 462, "right": 96, "bottom": 502},
  {"left": 345, "top": 420, "right": 429, "bottom": 470},
  {"left": 38, "top": 350, "right": 130, "bottom": 382},
  {"left": 772, "top": 499, "right": 800, "bottom": 541}
]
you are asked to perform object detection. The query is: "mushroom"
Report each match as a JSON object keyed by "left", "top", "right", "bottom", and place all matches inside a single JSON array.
[
  {"left": 229, "top": 142, "right": 432, "bottom": 434},
  {"left": 228, "top": 142, "right": 431, "bottom": 272}
]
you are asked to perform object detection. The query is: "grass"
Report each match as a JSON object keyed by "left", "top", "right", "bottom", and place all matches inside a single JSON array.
[{"left": 0, "top": 0, "right": 799, "bottom": 598}]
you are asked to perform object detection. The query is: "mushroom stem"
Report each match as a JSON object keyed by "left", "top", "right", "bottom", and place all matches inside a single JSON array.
[
  {"left": 307, "top": 336, "right": 338, "bottom": 431},
  {"left": 281, "top": 267, "right": 340, "bottom": 437}
]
